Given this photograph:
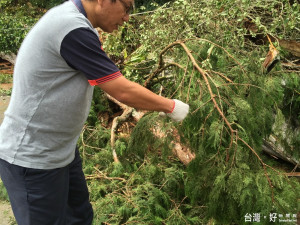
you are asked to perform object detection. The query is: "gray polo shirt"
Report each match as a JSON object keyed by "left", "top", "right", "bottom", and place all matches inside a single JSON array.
[{"left": 0, "top": 0, "right": 121, "bottom": 169}]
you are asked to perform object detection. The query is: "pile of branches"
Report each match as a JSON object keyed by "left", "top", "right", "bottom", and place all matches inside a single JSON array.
[
  {"left": 81, "top": 0, "right": 299, "bottom": 223},
  {"left": 80, "top": 36, "right": 299, "bottom": 224},
  {"left": 2, "top": 0, "right": 299, "bottom": 224}
]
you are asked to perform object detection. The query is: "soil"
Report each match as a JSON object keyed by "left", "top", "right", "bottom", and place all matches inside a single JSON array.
[{"left": 0, "top": 199, "right": 14, "bottom": 225}]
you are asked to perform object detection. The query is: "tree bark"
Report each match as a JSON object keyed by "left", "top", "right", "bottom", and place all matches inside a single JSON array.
[
  {"left": 278, "top": 39, "right": 300, "bottom": 58},
  {"left": 262, "top": 136, "right": 300, "bottom": 168}
]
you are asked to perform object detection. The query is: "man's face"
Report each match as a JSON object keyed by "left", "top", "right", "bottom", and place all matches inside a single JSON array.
[{"left": 96, "top": 0, "right": 134, "bottom": 33}]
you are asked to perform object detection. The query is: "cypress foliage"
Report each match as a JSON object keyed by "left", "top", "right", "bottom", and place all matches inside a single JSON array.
[
  {"left": 2, "top": 0, "right": 298, "bottom": 224},
  {"left": 81, "top": 0, "right": 299, "bottom": 224}
]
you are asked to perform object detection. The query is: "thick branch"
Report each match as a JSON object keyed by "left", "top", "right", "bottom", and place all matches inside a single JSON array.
[
  {"left": 106, "top": 94, "right": 133, "bottom": 163},
  {"left": 152, "top": 123, "right": 195, "bottom": 165}
]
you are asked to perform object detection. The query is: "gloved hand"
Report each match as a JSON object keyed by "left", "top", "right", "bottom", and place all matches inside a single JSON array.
[{"left": 160, "top": 99, "right": 189, "bottom": 122}]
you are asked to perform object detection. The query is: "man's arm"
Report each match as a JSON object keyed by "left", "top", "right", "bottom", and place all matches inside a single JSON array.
[
  {"left": 97, "top": 76, "right": 189, "bottom": 121},
  {"left": 98, "top": 76, "right": 174, "bottom": 113}
]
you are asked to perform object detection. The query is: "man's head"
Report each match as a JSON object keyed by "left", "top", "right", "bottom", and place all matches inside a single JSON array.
[{"left": 82, "top": 0, "right": 134, "bottom": 32}]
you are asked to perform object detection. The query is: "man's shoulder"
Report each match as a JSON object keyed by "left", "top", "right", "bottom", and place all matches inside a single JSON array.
[{"left": 40, "top": 1, "right": 91, "bottom": 32}]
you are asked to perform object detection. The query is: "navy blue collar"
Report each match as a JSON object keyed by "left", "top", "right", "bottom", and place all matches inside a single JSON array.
[{"left": 71, "top": 0, "right": 87, "bottom": 18}]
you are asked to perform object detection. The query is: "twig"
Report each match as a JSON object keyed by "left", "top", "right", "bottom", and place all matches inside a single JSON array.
[
  {"left": 86, "top": 166, "right": 126, "bottom": 182},
  {"left": 165, "top": 197, "right": 190, "bottom": 225},
  {"left": 191, "top": 98, "right": 213, "bottom": 114},
  {"left": 144, "top": 62, "right": 185, "bottom": 88},
  {"left": 186, "top": 65, "right": 195, "bottom": 103},
  {"left": 170, "top": 60, "right": 190, "bottom": 98}
]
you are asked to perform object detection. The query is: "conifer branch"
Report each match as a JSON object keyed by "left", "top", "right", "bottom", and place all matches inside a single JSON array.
[
  {"left": 209, "top": 70, "right": 239, "bottom": 92},
  {"left": 187, "top": 38, "right": 246, "bottom": 74},
  {"left": 237, "top": 137, "right": 275, "bottom": 202},
  {"left": 175, "top": 40, "right": 236, "bottom": 149},
  {"left": 147, "top": 40, "right": 288, "bottom": 203}
]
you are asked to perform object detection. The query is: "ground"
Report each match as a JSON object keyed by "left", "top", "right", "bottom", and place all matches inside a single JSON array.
[
  {"left": 0, "top": 59, "right": 15, "bottom": 224},
  {"left": 0, "top": 199, "right": 14, "bottom": 225},
  {"left": 0, "top": 95, "right": 14, "bottom": 225}
]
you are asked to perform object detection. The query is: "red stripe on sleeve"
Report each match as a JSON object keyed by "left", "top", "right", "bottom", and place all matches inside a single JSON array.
[{"left": 88, "top": 71, "right": 122, "bottom": 86}]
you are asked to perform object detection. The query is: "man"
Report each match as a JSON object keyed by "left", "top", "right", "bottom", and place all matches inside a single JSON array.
[{"left": 0, "top": 0, "right": 189, "bottom": 224}]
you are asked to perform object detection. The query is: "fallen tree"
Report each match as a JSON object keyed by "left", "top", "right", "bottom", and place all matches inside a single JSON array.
[
  {"left": 83, "top": 0, "right": 299, "bottom": 223},
  {"left": 3, "top": 0, "right": 299, "bottom": 224}
]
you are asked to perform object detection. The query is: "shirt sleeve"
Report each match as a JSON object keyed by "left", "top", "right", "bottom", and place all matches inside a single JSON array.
[{"left": 60, "top": 27, "right": 122, "bottom": 86}]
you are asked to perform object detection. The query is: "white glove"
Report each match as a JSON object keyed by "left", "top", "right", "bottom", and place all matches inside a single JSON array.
[{"left": 160, "top": 99, "right": 189, "bottom": 122}]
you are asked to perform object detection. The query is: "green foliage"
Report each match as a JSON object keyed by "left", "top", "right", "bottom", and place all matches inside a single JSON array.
[
  {"left": 0, "top": 0, "right": 14, "bottom": 8},
  {"left": 0, "top": 181, "right": 9, "bottom": 201},
  {"left": 1, "top": 0, "right": 299, "bottom": 224},
  {"left": 0, "top": 73, "right": 12, "bottom": 83},
  {"left": 186, "top": 155, "right": 300, "bottom": 224},
  {"left": 126, "top": 114, "right": 162, "bottom": 159},
  {"left": 0, "top": 73, "right": 13, "bottom": 95},
  {"left": 135, "top": 0, "right": 172, "bottom": 12},
  {"left": 28, "top": 0, "right": 62, "bottom": 9},
  {"left": 86, "top": 88, "right": 112, "bottom": 127},
  {"left": 91, "top": 0, "right": 300, "bottom": 223},
  {"left": 87, "top": 157, "right": 204, "bottom": 224},
  {"left": 0, "top": 3, "right": 42, "bottom": 53},
  {"left": 0, "top": 88, "right": 12, "bottom": 96}
]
